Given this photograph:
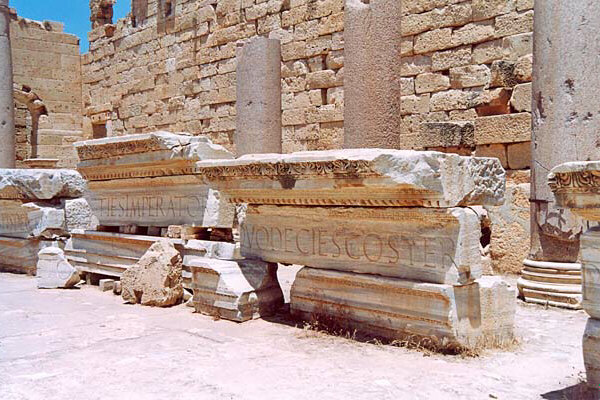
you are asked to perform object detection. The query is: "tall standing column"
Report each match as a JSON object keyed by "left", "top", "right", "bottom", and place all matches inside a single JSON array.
[
  {"left": 0, "top": 0, "right": 15, "bottom": 168},
  {"left": 343, "top": 0, "right": 402, "bottom": 149},
  {"left": 235, "top": 37, "right": 282, "bottom": 156},
  {"left": 520, "top": 0, "right": 600, "bottom": 308}
]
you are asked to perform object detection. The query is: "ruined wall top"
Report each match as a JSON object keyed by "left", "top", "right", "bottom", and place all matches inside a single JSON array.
[{"left": 90, "top": 0, "right": 115, "bottom": 29}]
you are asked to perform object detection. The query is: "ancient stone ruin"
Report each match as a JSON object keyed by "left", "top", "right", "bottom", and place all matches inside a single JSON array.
[{"left": 2, "top": 0, "right": 600, "bottom": 395}]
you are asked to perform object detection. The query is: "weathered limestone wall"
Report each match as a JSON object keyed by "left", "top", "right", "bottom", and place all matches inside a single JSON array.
[
  {"left": 400, "top": 0, "right": 534, "bottom": 171},
  {"left": 82, "top": 0, "right": 345, "bottom": 154},
  {"left": 9, "top": 11, "right": 83, "bottom": 168}
]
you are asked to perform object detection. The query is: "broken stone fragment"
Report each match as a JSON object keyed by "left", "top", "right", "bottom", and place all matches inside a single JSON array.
[
  {"left": 0, "top": 200, "right": 66, "bottom": 238},
  {"left": 196, "top": 149, "right": 506, "bottom": 208},
  {"left": 64, "top": 198, "right": 98, "bottom": 231},
  {"left": 0, "top": 169, "right": 86, "bottom": 201},
  {"left": 291, "top": 268, "right": 516, "bottom": 350},
  {"left": 121, "top": 239, "right": 184, "bottom": 307},
  {"left": 190, "top": 258, "right": 284, "bottom": 322},
  {"left": 36, "top": 247, "right": 80, "bottom": 289}
]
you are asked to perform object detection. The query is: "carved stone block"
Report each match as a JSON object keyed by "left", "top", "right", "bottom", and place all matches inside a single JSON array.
[
  {"left": 291, "top": 267, "right": 516, "bottom": 350},
  {"left": 197, "top": 149, "right": 505, "bottom": 208},
  {"left": 190, "top": 258, "right": 284, "bottom": 322},
  {"left": 241, "top": 205, "right": 482, "bottom": 285}
]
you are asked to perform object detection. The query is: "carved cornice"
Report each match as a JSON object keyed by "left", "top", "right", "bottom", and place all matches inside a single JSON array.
[
  {"left": 199, "top": 159, "right": 378, "bottom": 181},
  {"left": 548, "top": 170, "right": 600, "bottom": 193},
  {"left": 76, "top": 136, "right": 164, "bottom": 161},
  {"left": 78, "top": 160, "right": 199, "bottom": 181}
]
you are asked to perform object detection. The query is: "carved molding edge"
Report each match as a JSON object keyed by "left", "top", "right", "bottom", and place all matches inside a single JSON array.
[
  {"left": 76, "top": 136, "right": 164, "bottom": 161},
  {"left": 198, "top": 160, "right": 378, "bottom": 181},
  {"left": 549, "top": 170, "right": 600, "bottom": 192}
]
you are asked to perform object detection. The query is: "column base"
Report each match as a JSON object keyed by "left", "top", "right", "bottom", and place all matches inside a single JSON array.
[
  {"left": 584, "top": 318, "right": 600, "bottom": 388},
  {"left": 518, "top": 259, "right": 582, "bottom": 309},
  {"left": 291, "top": 267, "right": 516, "bottom": 351}
]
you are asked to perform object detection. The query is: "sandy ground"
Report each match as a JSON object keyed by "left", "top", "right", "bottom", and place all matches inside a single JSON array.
[{"left": 0, "top": 270, "right": 597, "bottom": 400}]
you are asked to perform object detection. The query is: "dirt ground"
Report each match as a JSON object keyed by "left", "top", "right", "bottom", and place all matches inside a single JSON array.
[{"left": 0, "top": 270, "right": 597, "bottom": 400}]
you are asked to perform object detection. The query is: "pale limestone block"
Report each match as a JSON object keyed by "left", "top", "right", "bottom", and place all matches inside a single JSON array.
[
  {"left": 0, "top": 201, "right": 65, "bottom": 238},
  {"left": 431, "top": 46, "right": 471, "bottom": 72},
  {"left": 514, "top": 54, "right": 532, "bottom": 82},
  {"left": 99, "top": 278, "right": 115, "bottom": 292},
  {"left": 121, "top": 240, "right": 184, "bottom": 307},
  {"left": 401, "top": 55, "right": 432, "bottom": 77},
  {"left": 183, "top": 240, "right": 238, "bottom": 261},
  {"left": 450, "top": 65, "right": 490, "bottom": 89},
  {"left": 583, "top": 318, "right": 600, "bottom": 387},
  {"left": 510, "top": 82, "right": 532, "bottom": 112},
  {"left": 400, "top": 77, "right": 415, "bottom": 96},
  {"left": 580, "top": 228, "right": 600, "bottom": 319},
  {"left": 344, "top": 0, "right": 402, "bottom": 149},
  {"left": 495, "top": 10, "right": 534, "bottom": 37},
  {"left": 190, "top": 258, "right": 283, "bottom": 322},
  {"left": 291, "top": 268, "right": 516, "bottom": 350},
  {"left": 197, "top": 149, "right": 506, "bottom": 208},
  {"left": 414, "top": 28, "right": 452, "bottom": 54},
  {"left": 36, "top": 247, "right": 80, "bottom": 289},
  {"left": 400, "top": 94, "right": 430, "bottom": 115},
  {"left": 475, "top": 113, "right": 531, "bottom": 145},
  {"left": 472, "top": 0, "right": 515, "bottom": 21},
  {"left": 472, "top": 39, "right": 505, "bottom": 64},
  {"left": 415, "top": 73, "right": 450, "bottom": 94},
  {"left": 0, "top": 237, "right": 51, "bottom": 275},
  {"left": 502, "top": 33, "right": 533, "bottom": 60},
  {"left": 451, "top": 21, "right": 495, "bottom": 47},
  {"left": 241, "top": 205, "right": 482, "bottom": 285},
  {"left": 0, "top": 169, "right": 85, "bottom": 201}
]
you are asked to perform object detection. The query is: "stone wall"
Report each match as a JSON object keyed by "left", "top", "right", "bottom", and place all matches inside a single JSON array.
[
  {"left": 400, "top": 0, "right": 534, "bottom": 171},
  {"left": 9, "top": 10, "right": 83, "bottom": 168},
  {"left": 82, "top": 0, "right": 345, "bottom": 153}
]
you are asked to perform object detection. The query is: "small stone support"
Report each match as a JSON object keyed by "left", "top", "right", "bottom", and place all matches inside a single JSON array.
[
  {"left": 0, "top": 0, "right": 15, "bottom": 168},
  {"left": 235, "top": 37, "right": 282, "bottom": 156},
  {"left": 343, "top": 0, "right": 402, "bottom": 149}
]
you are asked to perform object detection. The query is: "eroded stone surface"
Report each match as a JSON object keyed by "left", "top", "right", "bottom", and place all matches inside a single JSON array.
[
  {"left": 64, "top": 198, "right": 98, "bottom": 231},
  {"left": 549, "top": 161, "right": 600, "bottom": 222},
  {"left": 242, "top": 205, "right": 482, "bottom": 285},
  {"left": 0, "top": 169, "right": 86, "bottom": 200},
  {"left": 291, "top": 268, "right": 516, "bottom": 350},
  {"left": 581, "top": 227, "right": 600, "bottom": 319},
  {"left": 121, "top": 240, "right": 183, "bottom": 307},
  {"left": 0, "top": 200, "right": 65, "bottom": 238},
  {"left": 197, "top": 149, "right": 506, "bottom": 208},
  {"left": 190, "top": 258, "right": 283, "bottom": 322},
  {"left": 0, "top": 236, "right": 51, "bottom": 275},
  {"left": 36, "top": 247, "right": 80, "bottom": 289},
  {"left": 75, "top": 132, "right": 234, "bottom": 181}
]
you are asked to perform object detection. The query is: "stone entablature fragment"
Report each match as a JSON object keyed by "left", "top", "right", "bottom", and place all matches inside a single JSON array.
[{"left": 196, "top": 149, "right": 506, "bottom": 208}]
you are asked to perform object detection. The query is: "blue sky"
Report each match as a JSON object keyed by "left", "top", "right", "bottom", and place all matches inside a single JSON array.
[{"left": 10, "top": 0, "right": 131, "bottom": 53}]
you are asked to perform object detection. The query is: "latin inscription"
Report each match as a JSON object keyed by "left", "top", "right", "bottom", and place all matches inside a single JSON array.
[
  {"left": 94, "top": 194, "right": 206, "bottom": 219},
  {"left": 241, "top": 223, "right": 457, "bottom": 270}
]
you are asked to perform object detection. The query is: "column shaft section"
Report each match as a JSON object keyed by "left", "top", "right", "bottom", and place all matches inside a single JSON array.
[{"left": 0, "top": 0, "right": 15, "bottom": 168}]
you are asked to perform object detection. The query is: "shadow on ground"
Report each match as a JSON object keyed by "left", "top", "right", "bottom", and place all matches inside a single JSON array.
[{"left": 542, "top": 383, "right": 600, "bottom": 400}]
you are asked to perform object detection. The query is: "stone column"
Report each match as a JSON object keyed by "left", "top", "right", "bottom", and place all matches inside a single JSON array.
[
  {"left": 0, "top": 0, "right": 15, "bottom": 168},
  {"left": 343, "top": 0, "right": 402, "bottom": 149},
  {"left": 521, "top": 1, "right": 600, "bottom": 306},
  {"left": 235, "top": 37, "right": 282, "bottom": 156}
]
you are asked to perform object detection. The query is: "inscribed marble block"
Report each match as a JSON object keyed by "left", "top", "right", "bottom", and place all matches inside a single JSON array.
[{"left": 241, "top": 205, "right": 482, "bottom": 285}]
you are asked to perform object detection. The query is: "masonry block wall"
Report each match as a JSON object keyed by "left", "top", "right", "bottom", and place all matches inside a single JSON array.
[
  {"left": 82, "top": 0, "right": 345, "bottom": 153},
  {"left": 400, "top": 0, "right": 534, "bottom": 173},
  {"left": 10, "top": 11, "right": 83, "bottom": 168}
]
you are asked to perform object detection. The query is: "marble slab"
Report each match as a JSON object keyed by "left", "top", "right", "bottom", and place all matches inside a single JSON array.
[
  {"left": 196, "top": 149, "right": 505, "bottom": 207},
  {"left": 0, "top": 236, "right": 54, "bottom": 275},
  {"left": 291, "top": 267, "right": 516, "bottom": 350},
  {"left": 85, "top": 176, "right": 234, "bottom": 228},
  {"left": 241, "top": 205, "right": 482, "bottom": 285},
  {"left": 0, "top": 200, "right": 65, "bottom": 238},
  {"left": 190, "top": 259, "right": 284, "bottom": 322},
  {"left": 75, "top": 131, "right": 234, "bottom": 181},
  {"left": 0, "top": 169, "right": 85, "bottom": 200}
]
